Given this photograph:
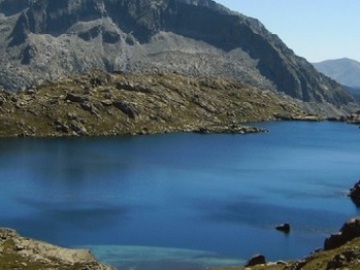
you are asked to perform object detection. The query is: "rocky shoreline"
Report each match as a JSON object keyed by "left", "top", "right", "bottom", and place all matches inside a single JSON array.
[
  {"left": 328, "top": 111, "right": 360, "bottom": 125},
  {"left": 0, "top": 228, "right": 114, "bottom": 270}
]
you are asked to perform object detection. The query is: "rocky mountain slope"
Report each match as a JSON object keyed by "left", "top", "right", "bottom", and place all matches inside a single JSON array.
[
  {"left": 0, "top": 0, "right": 354, "bottom": 106},
  {"left": 313, "top": 58, "right": 360, "bottom": 89},
  {"left": 0, "top": 70, "right": 316, "bottom": 137}
]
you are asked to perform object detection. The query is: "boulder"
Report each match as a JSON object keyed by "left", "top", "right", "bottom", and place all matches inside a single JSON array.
[
  {"left": 348, "top": 180, "right": 360, "bottom": 206},
  {"left": 65, "top": 93, "right": 88, "bottom": 103},
  {"left": 245, "top": 254, "right": 266, "bottom": 267},
  {"left": 112, "top": 101, "right": 138, "bottom": 119},
  {"left": 324, "top": 217, "right": 360, "bottom": 250},
  {"left": 276, "top": 223, "right": 291, "bottom": 234}
]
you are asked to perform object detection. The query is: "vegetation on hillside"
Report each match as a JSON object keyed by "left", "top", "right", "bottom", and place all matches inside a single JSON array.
[{"left": 0, "top": 70, "right": 315, "bottom": 137}]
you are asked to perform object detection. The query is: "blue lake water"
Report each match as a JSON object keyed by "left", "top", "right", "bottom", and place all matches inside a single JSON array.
[{"left": 0, "top": 121, "right": 359, "bottom": 269}]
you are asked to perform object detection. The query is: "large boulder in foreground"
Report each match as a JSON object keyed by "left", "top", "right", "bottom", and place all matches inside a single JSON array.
[
  {"left": 324, "top": 217, "right": 360, "bottom": 250},
  {"left": 0, "top": 228, "right": 114, "bottom": 270}
]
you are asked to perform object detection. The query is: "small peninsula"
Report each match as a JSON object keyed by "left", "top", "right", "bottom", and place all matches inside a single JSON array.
[
  {"left": 0, "top": 70, "right": 316, "bottom": 138},
  {"left": 0, "top": 228, "right": 114, "bottom": 270}
]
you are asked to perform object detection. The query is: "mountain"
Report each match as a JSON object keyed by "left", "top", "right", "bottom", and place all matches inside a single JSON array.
[
  {"left": 0, "top": 0, "right": 354, "bottom": 106},
  {"left": 313, "top": 58, "right": 360, "bottom": 101},
  {"left": 313, "top": 58, "right": 360, "bottom": 89}
]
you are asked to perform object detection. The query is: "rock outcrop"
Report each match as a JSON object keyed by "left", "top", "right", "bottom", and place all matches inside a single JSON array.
[
  {"left": 0, "top": 0, "right": 355, "bottom": 109},
  {"left": 0, "top": 70, "right": 316, "bottom": 137},
  {"left": 324, "top": 217, "right": 360, "bottom": 251},
  {"left": 275, "top": 223, "right": 291, "bottom": 234},
  {"left": 348, "top": 180, "right": 360, "bottom": 206},
  {"left": 0, "top": 228, "right": 114, "bottom": 270}
]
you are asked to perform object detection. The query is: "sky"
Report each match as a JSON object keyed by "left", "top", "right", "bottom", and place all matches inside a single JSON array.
[{"left": 215, "top": 0, "right": 360, "bottom": 63}]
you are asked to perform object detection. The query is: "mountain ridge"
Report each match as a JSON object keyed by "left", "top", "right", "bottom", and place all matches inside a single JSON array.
[
  {"left": 313, "top": 58, "right": 360, "bottom": 89},
  {"left": 0, "top": 0, "right": 354, "bottom": 107}
]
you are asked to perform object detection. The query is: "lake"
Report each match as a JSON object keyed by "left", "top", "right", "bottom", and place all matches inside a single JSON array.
[{"left": 0, "top": 121, "right": 359, "bottom": 269}]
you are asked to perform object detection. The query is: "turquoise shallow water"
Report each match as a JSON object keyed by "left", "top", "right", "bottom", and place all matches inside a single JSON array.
[{"left": 0, "top": 121, "right": 359, "bottom": 269}]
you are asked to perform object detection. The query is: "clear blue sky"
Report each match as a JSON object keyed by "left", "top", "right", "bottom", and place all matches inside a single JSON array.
[{"left": 215, "top": 0, "right": 360, "bottom": 63}]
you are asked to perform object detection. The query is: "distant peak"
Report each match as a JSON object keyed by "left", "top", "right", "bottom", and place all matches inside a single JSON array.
[{"left": 314, "top": 58, "right": 360, "bottom": 64}]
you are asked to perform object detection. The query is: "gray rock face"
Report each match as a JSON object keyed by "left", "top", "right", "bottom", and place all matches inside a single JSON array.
[{"left": 0, "top": 0, "right": 354, "bottom": 105}]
